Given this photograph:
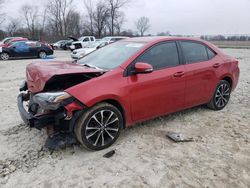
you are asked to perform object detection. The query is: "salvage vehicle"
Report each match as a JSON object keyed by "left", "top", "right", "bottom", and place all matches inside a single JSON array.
[
  {"left": 18, "top": 37, "right": 239, "bottom": 150},
  {"left": 61, "top": 38, "right": 76, "bottom": 50},
  {"left": 0, "top": 41, "right": 53, "bottom": 60},
  {"left": 69, "top": 36, "right": 96, "bottom": 51},
  {"left": 71, "top": 41, "right": 108, "bottom": 59},
  {"left": 52, "top": 40, "right": 68, "bottom": 50}
]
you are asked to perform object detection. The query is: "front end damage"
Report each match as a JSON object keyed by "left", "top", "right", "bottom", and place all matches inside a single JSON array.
[
  {"left": 17, "top": 88, "right": 85, "bottom": 149},
  {"left": 17, "top": 62, "right": 106, "bottom": 150}
]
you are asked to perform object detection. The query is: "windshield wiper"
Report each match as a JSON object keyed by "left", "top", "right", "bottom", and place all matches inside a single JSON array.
[{"left": 83, "top": 63, "right": 102, "bottom": 70}]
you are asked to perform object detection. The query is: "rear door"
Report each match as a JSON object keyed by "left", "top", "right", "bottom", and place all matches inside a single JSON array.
[
  {"left": 179, "top": 41, "right": 219, "bottom": 107},
  {"left": 127, "top": 41, "right": 186, "bottom": 121}
]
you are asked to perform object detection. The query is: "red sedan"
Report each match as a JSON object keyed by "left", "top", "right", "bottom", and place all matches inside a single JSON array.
[{"left": 18, "top": 37, "right": 239, "bottom": 150}]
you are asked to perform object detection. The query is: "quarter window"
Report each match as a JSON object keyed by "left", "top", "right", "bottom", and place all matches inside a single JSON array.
[
  {"left": 206, "top": 47, "right": 216, "bottom": 59},
  {"left": 136, "top": 42, "right": 180, "bottom": 69},
  {"left": 181, "top": 41, "right": 209, "bottom": 63}
]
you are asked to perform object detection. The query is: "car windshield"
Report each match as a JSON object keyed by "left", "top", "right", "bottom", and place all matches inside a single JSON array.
[{"left": 78, "top": 42, "right": 145, "bottom": 70}]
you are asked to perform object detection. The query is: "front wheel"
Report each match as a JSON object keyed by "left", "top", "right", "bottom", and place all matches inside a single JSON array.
[
  {"left": 0, "top": 52, "right": 10, "bottom": 60},
  {"left": 38, "top": 51, "right": 47, "bottom": 59},
  {"left": 74, "top": 103, "right": 123, "bottom": 150},
  {"left": 207, "top": 80, "right": 231, "bottom": 110}
]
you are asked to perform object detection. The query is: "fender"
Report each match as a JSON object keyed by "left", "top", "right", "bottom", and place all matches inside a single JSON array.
[{"left": 65, "top": 68, "right": 133, "bottom": 125}]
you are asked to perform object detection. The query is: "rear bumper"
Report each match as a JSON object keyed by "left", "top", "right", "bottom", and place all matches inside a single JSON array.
[{"left": 17, "top": 93, "right": 66, "bottom": 129}]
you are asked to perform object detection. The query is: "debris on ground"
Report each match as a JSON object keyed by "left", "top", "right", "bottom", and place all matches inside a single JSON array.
[
  {"left": 103, "top": 150, "right": 116, "bottom": 158},
  {"left": 166, "top": 132, "right": 194, "bottom": 142}
]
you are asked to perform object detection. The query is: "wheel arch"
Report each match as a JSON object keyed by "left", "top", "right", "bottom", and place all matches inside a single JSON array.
[
  {"left": 99, "top": 99, "right": 126, "bottom": 129},
  {"left": 221, "top": 75, "right": 233, "bottom": 87}
]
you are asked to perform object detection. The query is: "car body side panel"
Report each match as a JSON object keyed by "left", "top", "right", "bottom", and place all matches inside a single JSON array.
[
  {"left": 65, "top": 68, "right": 134, "bottom": 125},
  {"left": 127, "top": 65, "right": 186, "bottom": 122},
  {"left": 184, "top": 56, "right": 222, "bottom": 107}
]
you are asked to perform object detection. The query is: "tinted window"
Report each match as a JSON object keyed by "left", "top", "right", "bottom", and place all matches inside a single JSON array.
[
  {"left": 206, "top": 48, "right": 216, "bottom": 59},
  {"left": 83, "top": 38, "right": 89, "bottom": 42},
  {"left": 137, "top": 42, "right": 179, "bottom": 69},
  {"left": 181, "top": 41, "right": 208, "bottom": 63}
]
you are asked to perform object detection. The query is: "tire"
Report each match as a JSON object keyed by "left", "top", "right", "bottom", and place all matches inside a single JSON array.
[
  {"left": 0, "top": 52, "right": 10, "bottom": 60},
  {"left": 38, "top": 51, "right": 47, "bottom": 59},
  {"left": 74, "top": 102, "right": 123, "bottom": 150},
  {"left": 207, "top": 80, "right": 231, "bottom": 111}
]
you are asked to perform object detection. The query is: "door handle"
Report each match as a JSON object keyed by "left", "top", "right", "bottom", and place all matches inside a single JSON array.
[
  {"left": 213, "top": 63, "right": 221, "bottom": 68},
  {"left": 173, "top": 71, "right": 185, "bottom": 77}
]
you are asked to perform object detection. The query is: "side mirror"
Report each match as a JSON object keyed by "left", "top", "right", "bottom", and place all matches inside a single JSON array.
[{"left": 134, "top": 62, "right": 153, "bottom": 74}]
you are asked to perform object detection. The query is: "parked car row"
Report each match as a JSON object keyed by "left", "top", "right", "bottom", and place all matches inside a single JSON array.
[{"left": 70, "top": 36, "right": 129, "bottom": 59}]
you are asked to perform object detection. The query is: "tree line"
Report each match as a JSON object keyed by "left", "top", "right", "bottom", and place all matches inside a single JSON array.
[
  {"left": 201, "top": 35, "right": 250, "bottom": 41},
  {"left": 0, "top": 0, "right": 152, "bottom": 42}
]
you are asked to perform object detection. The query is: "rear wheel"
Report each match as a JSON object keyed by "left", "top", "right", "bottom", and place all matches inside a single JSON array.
[
  {"left": 74, "top": 103, "right": 123, "bottom": 150},
  {"left": 207, "top": 80, "right": 231, "bottom": 110},
  {"left": 0, "top": 52, "right": 10, "bottom": 60},
  {"left": 38, "top": 51, "right": 47, "bottom": 59}
]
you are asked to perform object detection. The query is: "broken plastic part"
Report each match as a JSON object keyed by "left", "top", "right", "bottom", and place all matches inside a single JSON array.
[{"left": 166, "top": 132, "right": 194, "bottom": 142}]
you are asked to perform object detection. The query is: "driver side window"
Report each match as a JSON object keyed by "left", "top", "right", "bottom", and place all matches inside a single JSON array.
[{"left": 136, "top": 42, "right": 180, "bottom": 70}]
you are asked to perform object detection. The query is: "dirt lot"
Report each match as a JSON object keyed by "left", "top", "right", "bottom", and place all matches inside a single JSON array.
[{"left": 0, "top": 49, "right": 249, "bottom": 188}]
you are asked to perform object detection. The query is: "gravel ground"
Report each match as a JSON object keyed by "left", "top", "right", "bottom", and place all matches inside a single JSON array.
[{"left": 0, "top": 49, "right": 249, "bottom": 188}]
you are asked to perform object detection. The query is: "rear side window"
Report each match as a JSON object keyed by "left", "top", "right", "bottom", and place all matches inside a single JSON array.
[
  {"left": 181, "top": 41, "right": 209, "bottom": 63},
  {"left": 136, "top": 42, "right": 180, "bottom": 69}
]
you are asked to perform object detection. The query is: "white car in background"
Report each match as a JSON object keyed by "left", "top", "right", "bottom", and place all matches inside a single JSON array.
[
  {"left": 71, "top": 41, "right": 108, "bottom": 59},
  {"left": 101, "top": 36, "right": 129, "bottom": 44},
  {"left": 52, "top": 40, "right": 68, "bottom": 49},
  {"left": 69, "top": 36, "right": 96, "bottom": 51}
]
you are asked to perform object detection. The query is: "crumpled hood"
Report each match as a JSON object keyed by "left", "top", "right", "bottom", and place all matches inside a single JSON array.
[{"left": 26, "top": 61, "right": 105, "bottom": 93}]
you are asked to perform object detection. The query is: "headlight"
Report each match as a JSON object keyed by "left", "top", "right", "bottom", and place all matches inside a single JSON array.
[{"left": 33, "top": 92, "right": 71, "bottom": 110}]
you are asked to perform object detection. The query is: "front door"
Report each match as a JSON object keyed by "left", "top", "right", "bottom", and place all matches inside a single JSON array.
[{"left": 127, "top": 41, "right": 186, "bottom": 121}]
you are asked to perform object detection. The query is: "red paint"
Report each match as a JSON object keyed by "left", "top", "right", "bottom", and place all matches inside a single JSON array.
[
  {"left": 0, "top": 38, "right": 28, "bottom": 47},
  {"left": 26, "top": 37, "right": 240, "bottom": 127},
  {"left": 26, "top": 61, "right": 105, "bottom": 93}
]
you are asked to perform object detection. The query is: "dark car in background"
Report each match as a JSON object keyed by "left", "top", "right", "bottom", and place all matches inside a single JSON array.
[{"left": 0, "top": 41, "right": 54, "bottom": 60}]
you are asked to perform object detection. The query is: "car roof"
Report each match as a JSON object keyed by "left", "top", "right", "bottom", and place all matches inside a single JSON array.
[{"left": 121, "top": 36, "right": 206, "bottom": 44}]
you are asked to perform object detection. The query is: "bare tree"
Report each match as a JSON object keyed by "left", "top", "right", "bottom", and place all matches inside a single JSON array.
[
  {"left": 66, "top": 11, "right": 82, "bottom": 36},
  {"left": 21, "top": 5, "right": 40, "bottom": 39},
  {"left": 93, "top": 0, "right": 109, "bottom": 37},
  {"left": 83, "top": 0, "right": 95, "bottom": 34},
  {"left": 46, "top": 0, "right": 74, "bottom": 37},
  {"left": 0, "top": 0, "right": 5, "bottom": 25},
  {"left": 105, "top": 0, "right": 129, "bottom": 36},
  {"left": 135, "top": 16, "right": 150, "bottom": 36},
  {"left": 6, "top": 18, "right": 21, "bottom": 36}
]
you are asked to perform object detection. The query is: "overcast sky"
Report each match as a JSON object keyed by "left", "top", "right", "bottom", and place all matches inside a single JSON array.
[{"left": 3, "top": 0, "right": 250, "bottom": 35}]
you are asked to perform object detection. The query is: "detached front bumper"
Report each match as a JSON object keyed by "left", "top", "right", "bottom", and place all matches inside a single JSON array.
[{"left": 17, "top": 93, "right": 66, "bottom": 130}]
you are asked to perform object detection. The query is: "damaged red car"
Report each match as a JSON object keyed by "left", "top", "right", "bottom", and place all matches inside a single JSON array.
[{"left": 18, "top": 37, "right": 239, "bottom": 150}]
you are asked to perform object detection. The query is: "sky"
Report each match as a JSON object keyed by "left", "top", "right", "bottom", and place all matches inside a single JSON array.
[{"left": 2, "top": 0, "right": 250, "bottom": 35}]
